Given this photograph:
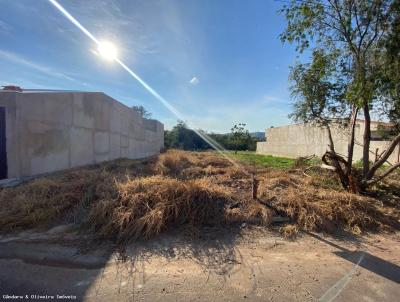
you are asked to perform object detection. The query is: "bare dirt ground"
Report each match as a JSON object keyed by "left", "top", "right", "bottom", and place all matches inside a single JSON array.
[{"left": 0, "top": 226, "right": 399, "bottom": 302}]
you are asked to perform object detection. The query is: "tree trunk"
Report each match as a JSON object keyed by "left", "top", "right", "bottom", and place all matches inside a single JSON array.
[
  {"left": 362, "top": 102, "right": 371, "bottom": 178},
  {"left": 347, "top": 106, "right": 359, "bottom": 173},
  {"left": 324, "top": 124, "right": 352, "bottom": 191}
]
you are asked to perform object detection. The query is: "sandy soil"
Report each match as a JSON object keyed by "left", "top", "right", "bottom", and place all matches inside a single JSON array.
[{"left": 0, "top": 226, "right": 399, "bottom": 302}]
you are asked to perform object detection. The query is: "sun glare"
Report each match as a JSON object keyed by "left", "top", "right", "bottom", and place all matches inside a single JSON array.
[{"left": 97, "top": 41, "right": 118, "bottom": 61}]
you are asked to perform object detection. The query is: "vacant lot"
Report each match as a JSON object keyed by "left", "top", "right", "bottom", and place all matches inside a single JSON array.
[
  {"left": 0, "top": 150, "right": 399, "bottom": 240},
  {"left": 0, "top": 150, "right": 399, "bottom": 301}
]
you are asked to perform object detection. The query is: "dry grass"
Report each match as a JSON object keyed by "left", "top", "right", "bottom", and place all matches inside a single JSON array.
[
  {"left": 0, "top": 149, "right": 398, "bottom": 241},
  {"left": 260, "top": 172, "right": 400, "bottom": 234},
  {"left": 86, "top": 176, "right": 270, "bottom": 243},
  {"left": 0, "top": 151, "right": 271, "bottom": 242},
  {"left": 153, "top": 150, "right": 194, "bottom": 177},
  {"left": 0, "top": 170, "right": 105, "bottom": 231},
  {"left": 279, "top": 224, "right": 299, "bottom": 239},
  {"left": 153, "top": 149, "right": 242, "bottom": 179}
]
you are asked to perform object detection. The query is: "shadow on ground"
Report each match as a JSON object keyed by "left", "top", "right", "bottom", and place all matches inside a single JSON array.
[
  {"left": 0, "top": 224, "right": 244, "bottom": 301},
  {"left": 307, "top": 232, "right": 400, "bottom": 284}
]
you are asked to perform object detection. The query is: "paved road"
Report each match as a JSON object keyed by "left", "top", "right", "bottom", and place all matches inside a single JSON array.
[{"left": 0, "top": 228, "right": 399, "bottom": 301}]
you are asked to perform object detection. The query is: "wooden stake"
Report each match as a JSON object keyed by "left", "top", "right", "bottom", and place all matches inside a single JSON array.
[{"left": 252, "top": 173, "right": 259, "bottom": 200}]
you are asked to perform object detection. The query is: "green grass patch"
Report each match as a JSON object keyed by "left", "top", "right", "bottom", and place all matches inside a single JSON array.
[
  {"left": 353, "top": 160, "right": 389, "bottom": 171},
  {"left": 227, "top": 151, "right": 295, "bottom": 169}
]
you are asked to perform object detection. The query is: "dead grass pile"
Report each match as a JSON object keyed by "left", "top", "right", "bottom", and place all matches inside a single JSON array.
[
  {"left": 153, "top": 150, "right": 195, "bottom": 177},
  {"left": 0, "top": 169, "right": 110, "bottom": 231},
  {"left": 100, "top": 157, "right": 156, "bottom": 176},
  {"left": 260, "top": 173, "right": 400, "bottom": 234},
  {"left": 86, "top": 175, "right": 271, "bottom": 243},
  {"left": 1, "top": 150, "right": 397, "bottom": 241},
  {"left": 303, "top": 168, "right": 344, "bottom": 191},
  {"left": 279, "top": 224, "right": 299, "bottom": 239},
  {"left": 196, "top": 152, "right": 232, "bottom": 168},
  {"left": 0, "top": 155, "right": 272, "bottom": 241},
  {"left": 225, "top": 201, "right": 272, "bottom": 226},
  {"left": 153, "top": 149, "right": 247, "bottom": 180}
]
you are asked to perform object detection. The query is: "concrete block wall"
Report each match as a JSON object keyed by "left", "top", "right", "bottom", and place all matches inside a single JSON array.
[
  {"left": 0, "top": 91, "right": 164, "bottom": 179},
  {"left": 256, "top": 122, "right": 399, "bottom": 164}
]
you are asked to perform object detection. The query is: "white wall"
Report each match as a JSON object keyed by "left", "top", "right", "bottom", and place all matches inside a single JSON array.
[{"left": 257, "top": 123, "right": 399, "bottom": 164}]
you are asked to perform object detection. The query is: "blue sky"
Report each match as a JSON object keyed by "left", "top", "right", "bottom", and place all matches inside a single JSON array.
[{"left": 0, "top": 0, "right": 301, "bottom": 132}]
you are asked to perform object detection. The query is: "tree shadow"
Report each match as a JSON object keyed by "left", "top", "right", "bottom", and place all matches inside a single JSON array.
[
  {"left": 119, "top": 225, "right": 243, "bottom": 274},
  {"left": 0, "top": 224, "right": 244, "bottom": 301},
  {"left": 306, "top": 232, "right": 400, "bottom": 284},
  {"left": 78, "top": 224, "right": 244, "bottom": 300},
  {"left": 0, "top": 239, "right": 112, "bottom": 301}
]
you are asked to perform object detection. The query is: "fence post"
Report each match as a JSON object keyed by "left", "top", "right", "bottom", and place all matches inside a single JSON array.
[{"left": 252, "top": 173, "right": 259, "bottom": 200}]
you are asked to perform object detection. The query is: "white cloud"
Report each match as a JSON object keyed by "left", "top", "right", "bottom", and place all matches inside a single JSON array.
[
  {"left": 0, "top": 49, "right": 78, "bottom": 83},
  {"left": 189, "top": 76, "right": 199, "bottom": 85}
]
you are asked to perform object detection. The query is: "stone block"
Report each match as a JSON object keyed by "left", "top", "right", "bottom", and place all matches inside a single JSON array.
[
  {"left": 94, "top": 131, "right": 110, "bottom": 154},
  {"left": 95, "top": 97, "right": 111, "bottom": 131},
  {"left": 95, "top": 152, "right": 109, "bottom": 163},
  {"left": 121, "top": 147, "right": 129, "bottom": 158},
  {"left": 30, "top": 150, "right": 69, "bottom": 176},
  {"left": 110, "top": 105, "right": 121, "bottom": 133},
  {"left": 19, "top": 93, "right": 46, "bottom": 121},
  {"left": 121, "top": 135, "right": 129, "bottom": 148},
  {"left": 120, "top": 113, "right": 130, "bottom": 136},
  {"left": 70, "top": 127, "right": 93, "bottom": 167},
  {"left": 134, "top": 126, "right": 145, "bottom": 141},
  {"left": 19, "top": 120, "right": 70, "bottom": 176},
  {"left": 128, "top": 138, "right": 136, "bottom": 158},
  {"left": 44, "top": 93, "right": 73, "bottom": 125},
  {"left": 135, "top": 141, "right": 146, "bottom": 158},
  {"left": 73, "top": 93, "right": 95, "bottom": 129},
  {"left": 143, "top": 119, "right": 157, "bottom": 131},
  {"left": 110, "top": 133, "right": 121, "bottom": 160}
]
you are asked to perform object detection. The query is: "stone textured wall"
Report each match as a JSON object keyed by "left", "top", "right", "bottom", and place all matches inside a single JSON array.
[
  {"left": 256, "top": 123, "right": 400, "bottom": 164},
  {"left": 0, "top": 91, "right": 163, "bottom": 179}
]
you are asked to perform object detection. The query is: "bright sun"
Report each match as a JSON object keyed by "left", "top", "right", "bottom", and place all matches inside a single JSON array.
[{"left": 97, "top": 41, "right": 118, "bottom": 61}]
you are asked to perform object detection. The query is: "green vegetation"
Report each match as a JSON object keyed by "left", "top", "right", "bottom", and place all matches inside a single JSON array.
[
  {"left": 281, "top": 0, "right": 400, "bottom": 192},
  {"left": 164, "top": 121, "right": 260, "bottom": 152},
  {"left": 227, "top": 151, "right": 295, "bottom": 169},
  {"left": 131, "top": 105, "right": 152, "bottom": 119}
]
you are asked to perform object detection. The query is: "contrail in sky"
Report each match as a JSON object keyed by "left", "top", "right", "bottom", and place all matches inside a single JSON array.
[{"left": 47, "top": 0, "right": 243, "bottom": 169}]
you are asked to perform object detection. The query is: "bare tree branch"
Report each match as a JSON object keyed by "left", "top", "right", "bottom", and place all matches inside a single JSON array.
[
  {"left": 366, "top": 162, "right": 400, "bottom": 185},
  {"left": 367, "top": 133, "right": 400, "bottom": 179}
]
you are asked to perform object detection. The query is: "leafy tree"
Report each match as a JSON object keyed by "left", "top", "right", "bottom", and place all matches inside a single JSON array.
[
  {"left": 132, "top": 105, "right": 152, "bottom": 119},
  {"left": 164, "top": 121, "right": 258, "bottom": 151},
  {"left": 378, "top": 0, "right": 400, "bottom": 130},
  {"left": 281, "top": 0, "right": 400, "bottom": 192},
  {"left": 164, "top": 121, "right": 210, "bottom": 150},
  {"left": 229, "top": 123, "right": 254, "bottom": 152}
]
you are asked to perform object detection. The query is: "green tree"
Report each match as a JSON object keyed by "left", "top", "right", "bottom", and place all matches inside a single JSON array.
[
  {"left": 164, "top": 121, "right": 258, "bottom": 151},
  {"left": 281, "top": 0, "right": 400, "bottom": 192},
  {"left": 229, "top": 123, "right": 253, "bottom": 152},
  {"left": 378, "top": 0, "right": 400, "bottom": 129},
  {"left": 164, "top": 121, "right": 211, "bottom": 150},
  {"left": 132, "top": 105, "right": 152, "bottom": 119}
]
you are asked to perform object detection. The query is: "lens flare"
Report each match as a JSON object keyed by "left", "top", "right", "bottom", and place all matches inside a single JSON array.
[
  {"left": 97, "top": 41, "right": 118, "bottom": 61},
  {"left": 47, "top": 0, "right": 246, "bottom": 171}
]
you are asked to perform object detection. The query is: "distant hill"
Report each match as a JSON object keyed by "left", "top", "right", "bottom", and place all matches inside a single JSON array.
[{"left": 250, "top": 132, "right": 265, "bottom": 140}]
